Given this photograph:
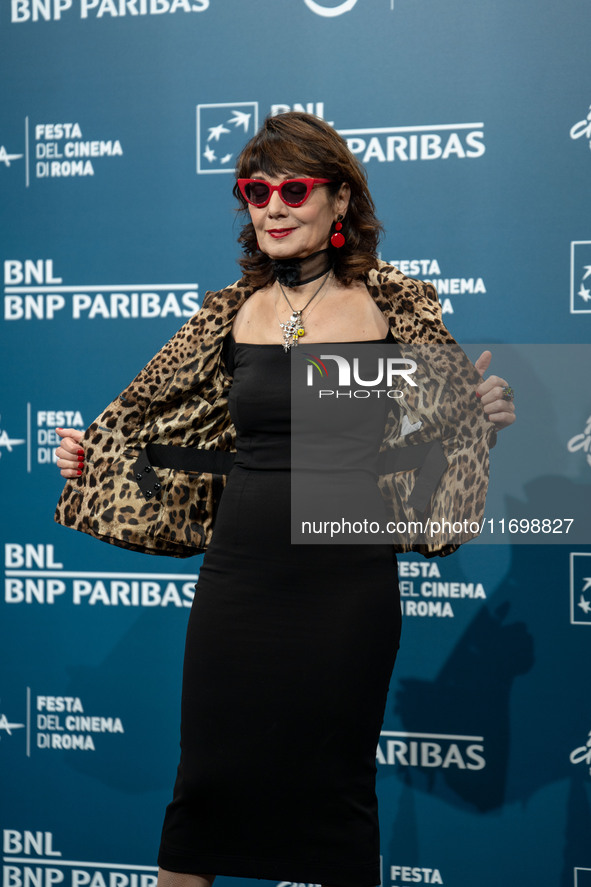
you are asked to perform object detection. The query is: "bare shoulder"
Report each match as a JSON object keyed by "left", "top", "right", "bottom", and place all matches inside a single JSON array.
[
  {"left": 305, "top": 279, "right": 388, "bottom": 342},
  {"left": 336, "top": 280, "right": 389, "bottom": 333},
  {"left": 232, "top": 285, "right": 276, "bottom": 342}
]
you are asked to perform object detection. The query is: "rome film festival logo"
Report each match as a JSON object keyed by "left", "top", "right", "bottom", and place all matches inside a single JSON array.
[
  {"left": 0, "top": 415, "right": 25, "bottom": 459},
  {"left": 0, "top": 705, "right": 25, "bottom": 741},
  {"left": 570, "top": 105, "right": 591, "bottom": 151},
  {"left": 570, "top": 241, "right": 591, "bottom": 313},
  {"left": 0, "top": 144, "right": 23, "bottom": 168},
  {"left": 196, "top": 103, "right": 258, "bottom": 174},
  {"left": 1, "top": 120, "right": 123, "bottom": 186},
  {"left": 567, "top": 416, "right": 591, "bottom": 468},
  {"left": 0, "top": 405, "right": 83, "bottom": 472},
  {"left": 302, "top": 0, "right": 359, "bottom": 15},
  {"left": 0, "top": 690, "right": 125, "bottom": 754},
  {"left": 570, "top": 729, "right": 591, "bottom": 775},
  {"left": 569, "top": 552, "right": 591, "bottom": 626}
]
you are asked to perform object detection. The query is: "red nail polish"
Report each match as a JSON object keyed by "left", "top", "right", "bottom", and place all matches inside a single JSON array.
[
  {"left": 77, "top": 470, "right": 82, "bottom": 476},
  {"left": 475, "top": 392, "right": 482, "bottom": 399},
  {"left": 77, "top": 449, "right": 84, "bottom": 455}
]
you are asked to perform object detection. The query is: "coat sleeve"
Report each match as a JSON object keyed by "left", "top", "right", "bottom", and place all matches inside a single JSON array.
[
  {"left": 411, "top": 279, "right": 497, "bottom": 448},
  {"left": 375, "top": 270, "right": 498, "bottom": 556},
  {"left": 53, "top": 289, "right": 234, "bottom": 557}
]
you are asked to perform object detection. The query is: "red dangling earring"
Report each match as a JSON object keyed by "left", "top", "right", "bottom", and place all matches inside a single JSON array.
[{"left": 330, "top": 215, "right": 345, "bottom": 249}]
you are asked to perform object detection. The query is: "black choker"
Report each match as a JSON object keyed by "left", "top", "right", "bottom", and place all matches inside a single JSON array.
[{"left": 270, "top": 248, "right": 333, "bottom": 287}]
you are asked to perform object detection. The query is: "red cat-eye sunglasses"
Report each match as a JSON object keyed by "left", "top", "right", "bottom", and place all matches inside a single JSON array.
[{"left": 237, "top": 178, "right": 332, "bottom": 208}]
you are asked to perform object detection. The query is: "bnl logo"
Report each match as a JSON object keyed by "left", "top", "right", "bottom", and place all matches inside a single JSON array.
[
  {"left": 570, "top": 241, "right": 591, "bottom": 314},
  {"left": 196, "top": 103, "right": 258, "bottom": 174},
  {"left": 569, "top": 553, "right": 591, "bottom": 625}
]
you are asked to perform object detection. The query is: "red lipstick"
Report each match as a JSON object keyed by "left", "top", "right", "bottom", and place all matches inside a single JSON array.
[{"left": 267, "top": 228, "right": 296, "bottom": 239}]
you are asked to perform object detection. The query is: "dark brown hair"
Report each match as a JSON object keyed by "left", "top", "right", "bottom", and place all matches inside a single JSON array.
[{"left": 233, "top": 112, "right": 383, "bottom": 287}]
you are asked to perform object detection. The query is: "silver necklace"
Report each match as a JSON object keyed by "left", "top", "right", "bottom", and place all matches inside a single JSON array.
[{"left": 276, "top": 272, "right": 332, "bottom": 352}]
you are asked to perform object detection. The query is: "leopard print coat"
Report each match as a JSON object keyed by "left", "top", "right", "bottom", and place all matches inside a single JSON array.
[{"left": 54, "top": 262, "right": 495, "bottom": 558}]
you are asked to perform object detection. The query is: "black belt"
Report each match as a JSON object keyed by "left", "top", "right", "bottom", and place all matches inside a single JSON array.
[
  {"left": 132, "top": 445, "right": 236, "bottom": 500},
  {"left": 132, "top": 440, "right": 447, "bottom": 513}
]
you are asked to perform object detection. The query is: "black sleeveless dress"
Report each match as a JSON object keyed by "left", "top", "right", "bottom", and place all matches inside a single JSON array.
[{"left": 158, "top": 332, "right": 402, "bottom": 887}]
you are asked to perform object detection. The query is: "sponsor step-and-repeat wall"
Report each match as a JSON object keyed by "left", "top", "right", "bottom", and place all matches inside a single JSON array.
[{"left": 1, "top": 2, "right": 591, "bottom": 887}]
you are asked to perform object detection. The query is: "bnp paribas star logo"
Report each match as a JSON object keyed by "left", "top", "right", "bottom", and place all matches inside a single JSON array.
[
  {"left": 570, "top": 553, "right": 591, "bottom": 625},
  {"left": 196, "top": 103, "right": 258, "bottom": 174}
]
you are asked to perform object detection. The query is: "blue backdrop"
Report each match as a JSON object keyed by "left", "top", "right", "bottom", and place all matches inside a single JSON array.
[{"left": 1, "top": 2, "right": 591, "bottom": 886}]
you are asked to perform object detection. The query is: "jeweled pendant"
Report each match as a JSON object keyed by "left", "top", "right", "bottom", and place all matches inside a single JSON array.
[{"left": 279, "top": 310, "right": 305, "bottom": 352}]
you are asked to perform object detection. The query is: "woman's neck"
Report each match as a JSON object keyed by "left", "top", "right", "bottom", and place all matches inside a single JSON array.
[{"left": 270, "top": 248, "right": 333, "bottom": 287}]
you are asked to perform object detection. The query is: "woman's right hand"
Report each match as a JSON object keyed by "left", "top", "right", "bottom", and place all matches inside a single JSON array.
[{"left": 55, "top": 427, "right": 85, "bottom": 478}]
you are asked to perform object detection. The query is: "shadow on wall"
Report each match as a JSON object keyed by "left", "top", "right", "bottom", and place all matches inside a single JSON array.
[{"left": 394, "top": 597, "right": 534, "bottom": 812}]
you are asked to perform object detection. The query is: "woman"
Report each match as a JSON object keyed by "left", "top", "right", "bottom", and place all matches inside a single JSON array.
[{"left": 55, "top": 112, "right": 515, "bottom": 887}]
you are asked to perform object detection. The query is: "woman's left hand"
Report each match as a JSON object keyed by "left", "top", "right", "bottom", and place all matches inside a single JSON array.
[{"left": 474, "top": 350, "right": 516, "bottom": 430}]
